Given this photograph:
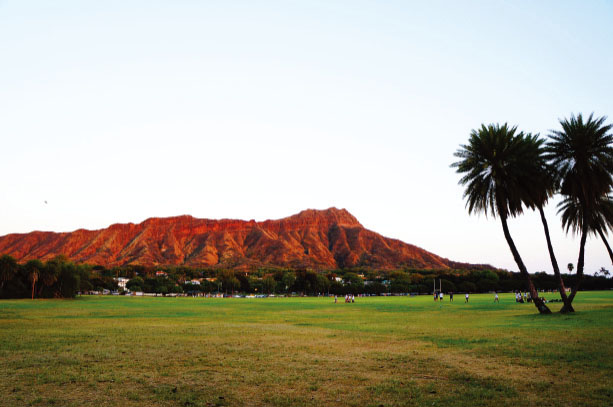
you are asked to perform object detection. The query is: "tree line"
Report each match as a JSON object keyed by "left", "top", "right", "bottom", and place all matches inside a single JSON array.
[
  {"left": 453, "top": 113, "right": 613, "bottom": 313},
  {"left": 1, "top": 254, "right": 611, "bottom": 299},
  {"left": 0, "top": 255, "right": 93, "bottom": 299}
]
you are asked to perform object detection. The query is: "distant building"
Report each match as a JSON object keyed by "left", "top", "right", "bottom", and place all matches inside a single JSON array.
[
  {"left": 115, "top": 277, "right": 130, "bottom": 290},
  {"left": 156, "top": 270, "right": 168, "bottom": 277},
  {"left": 189, "top": 279, "right": 201, "bottom": 285}
]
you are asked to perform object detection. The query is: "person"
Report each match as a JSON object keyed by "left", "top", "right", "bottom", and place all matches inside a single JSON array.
[
  {"left": 449, "top": 292, "right": 453, "bottom": 302},
  {"left": 465, "top": 293, "right": 469, "bottom": 303},
  {"left": 334, "top": 295, "right": 337, "bottom": 304},
  {"left": 439, "top": 292, "right": 444, "bottom": 301},
  {"left": 351, "top": 294, "right": 355, "bottom": 303},
  {"left": 494, "top": 293, "right": 499, "bottom": 303},
  {"left": 434, "top": 292, "right": 438, "bottom": 301}
]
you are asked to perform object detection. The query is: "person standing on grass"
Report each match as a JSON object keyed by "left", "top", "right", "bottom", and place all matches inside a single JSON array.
[
  {"left": 449, "top": 292, "right": 453, "bottom": 302},
  {"left": 494, "top": 293, "right": 499, "bottom": 303},
  {"left": 439, "top": 291, "right": 443, "bottom": 301},
  {"left": 334, "top": 295, "right": 337, "bottom": 303},
  {"left": 465, "top": 293, "right": 469, "bottom": 303}
]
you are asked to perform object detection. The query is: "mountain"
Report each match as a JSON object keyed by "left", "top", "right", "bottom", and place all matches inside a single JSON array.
[{"left": 0, "top": 208, "right": 488, "bottom": 270}]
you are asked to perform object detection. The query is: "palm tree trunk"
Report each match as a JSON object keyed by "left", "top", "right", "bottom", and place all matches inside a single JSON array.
[
  {"left": 500, "top": 215, "right": 551, "bottom": 314},
  {"left": 538, "top": 206, "right": 572, "bottom": 311},
  {"left": 597, "top": 228, "right": 613, "bottom": 264},
  {"left": 31, "top": 281, "right": 35, "bottom": 300},
  {"left": 562, "top": 215, "right": 590, "bottom": 313}
]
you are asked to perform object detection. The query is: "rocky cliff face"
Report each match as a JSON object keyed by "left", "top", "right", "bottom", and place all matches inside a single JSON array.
[{"left": 0, "top": 208, "right": 472, "bottom": 270}]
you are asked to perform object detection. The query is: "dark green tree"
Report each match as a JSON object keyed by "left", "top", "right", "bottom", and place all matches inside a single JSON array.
[
  {"left": 547, "top": 113, "right": 613, "bottom": 312},
  {"left": 127, "top": 276, "right": 145, "bottom": 292},
  {"left": 452, "top": 123, "right": 551, "bottom": 313},
  {"left": 0, "top": 255, "right": 18, "bottom": 291},
  {"left": 39, "top": 259, "right": 59, "bottom": 296},
  {"left": 262, "top": 276, "right": 276, "bottom": 294},
  {"left": 281, "top": 272, "right": 296, "bottom": 292}
]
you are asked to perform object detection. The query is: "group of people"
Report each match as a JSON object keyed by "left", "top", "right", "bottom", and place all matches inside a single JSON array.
[
  {"left": 433, "top": 291, "right": 472, "bottom": 302},
  {"left": 334, "top": 294, "right": 355, "bottom": 303},
  {"left": 333, "top": 291, "right": 535, "bottom": 304},
  {"left": 515, "top": 291, "right": 530, "bottom": 303},
  {"left": 433, "top": 291, "right": 471, "bottom": 302},
  {"left": 431, "top": 291, "right": 538, "bottom": 304}
]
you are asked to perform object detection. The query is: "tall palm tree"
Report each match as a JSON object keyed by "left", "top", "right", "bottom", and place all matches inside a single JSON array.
[
  {"left": 558, "top": 194, "right": 613, "bottom": 264},
  {"left": 521, "top": 135, "right": 572, "bottom": 310},
  {"left": 452, "top": 123, "right": 551, "bottom": 314},
  {"left": 25, "top": 260, "right": 41, "bottom": 300},
  {"left": 547, "top": 113, "right": 613, "bottom": 313}
]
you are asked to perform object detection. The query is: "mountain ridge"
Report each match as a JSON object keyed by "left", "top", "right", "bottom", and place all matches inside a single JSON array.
[{"left": 0, "top": 208, "right": 493, "bottom": 270}]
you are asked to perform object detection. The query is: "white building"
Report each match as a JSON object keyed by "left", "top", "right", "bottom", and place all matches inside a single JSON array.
[{"left": 115, "top": 277, "right": 130, "bottom": 291}]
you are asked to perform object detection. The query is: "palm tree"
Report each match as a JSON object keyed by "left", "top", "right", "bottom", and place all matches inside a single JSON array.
[
  {"left": 38, "top": 260, "right": 57, "bottom": 297},
  {"left": 520, "top": 135, "right": 572, "bottom": 310},
  {"left": 25, "top": 260, "right": 41, "bottom": 300},
  {"left": 558, "top": 194, "right": 613, "bottom": 264},
  {"left": 547, "top": 113, "right": 613, "bottom": 313},
  {"left": 452, "top": 123, "right": 551, "bottom": 314}
]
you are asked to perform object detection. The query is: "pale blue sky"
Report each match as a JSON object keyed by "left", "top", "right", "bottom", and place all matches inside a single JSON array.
[{"left": 1, "top": 1, "right": 612, "bottom": 273}]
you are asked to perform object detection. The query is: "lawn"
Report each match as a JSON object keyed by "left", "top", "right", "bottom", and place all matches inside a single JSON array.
[{"left": 1, "top": 292, "right": 612, "bottom": 407}]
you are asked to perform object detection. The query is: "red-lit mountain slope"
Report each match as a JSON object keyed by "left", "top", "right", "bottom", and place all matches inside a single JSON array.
[{"left": 0, "top": 208, "right": 488, "bottom": 270}]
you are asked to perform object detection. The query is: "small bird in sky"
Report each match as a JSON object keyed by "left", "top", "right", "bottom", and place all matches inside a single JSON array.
[{"left": 44, "top": 201, "right": 48, "bottom": 204}]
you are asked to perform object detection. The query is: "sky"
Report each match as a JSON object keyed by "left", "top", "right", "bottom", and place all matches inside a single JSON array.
[{"left": 1, "top": 0, "right": 613, "bottom": 274}]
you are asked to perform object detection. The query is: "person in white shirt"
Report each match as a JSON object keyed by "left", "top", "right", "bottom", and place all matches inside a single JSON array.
[{"left": 465, "top": 293, "right": 469, "bottom": 303}]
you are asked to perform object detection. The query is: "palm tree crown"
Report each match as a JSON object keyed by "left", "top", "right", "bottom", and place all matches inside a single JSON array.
[
  {"left": 557, "top": 194, "right": 613, "bottom": 236},
  {"left": 452, "top": 123, "right": 543, "bottom": 219},
  {"left": 547, "top": 113, "right": 613, "bottom": 209}
]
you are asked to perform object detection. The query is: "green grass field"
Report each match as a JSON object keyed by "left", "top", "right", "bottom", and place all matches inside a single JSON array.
[{"left": 1, "top": 292, "right": 612, "bottom": 407}]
